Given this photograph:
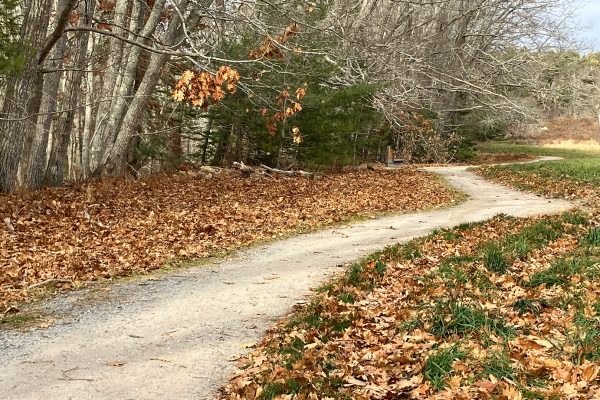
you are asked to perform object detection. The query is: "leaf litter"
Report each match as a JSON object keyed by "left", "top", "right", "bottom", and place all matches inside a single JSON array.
[
  {"left": 221, "top": 210, "right": 600, "bottom": 399},
  {"left": 0, "top": 168, "right": 456, "bottom": 311}
]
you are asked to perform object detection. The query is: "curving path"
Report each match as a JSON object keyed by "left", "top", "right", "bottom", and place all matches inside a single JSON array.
[{"left": 0, "top": 161, "right": 574, "bottom": 400}]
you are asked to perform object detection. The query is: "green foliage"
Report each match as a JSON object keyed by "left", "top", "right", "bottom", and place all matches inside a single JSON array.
[
  {"left": 295, "top": 84, "right": 385, "bottom": 169},
  {"left": 528, "top": 257, "right": 599, "bottom": 288},
  {"left": 454, "top": 139, "right": 477, "bottom": 162},
  {"left": 430, "top": 301, "right": 514, "bottom": 339},
  {"left": 423, "top": 345, "right": 467, "bottom": 391},
  {"left": 203, "top": 29, "right": 385, "bottom": 169},
  {"left": 483, "top": 241, "right": 509, "bottom": 274},
  {"left": 0, "top": 0, "right": 25, "bottom": 79},
  {"left": 585, "top": 227, "right": 600, "bottom": 246}
]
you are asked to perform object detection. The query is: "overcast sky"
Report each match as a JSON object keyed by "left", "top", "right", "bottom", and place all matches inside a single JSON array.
[{"left": 575, "top": 1, "right": 600, "bottom": 50}]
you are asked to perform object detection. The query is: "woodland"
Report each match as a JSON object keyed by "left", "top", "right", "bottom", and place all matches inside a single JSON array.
[
  {"left": 0, "top": 0, "right": 599, "bottom": 193},
  {"left": 4, "top": 2, "right": 600, "bottom": 399}
]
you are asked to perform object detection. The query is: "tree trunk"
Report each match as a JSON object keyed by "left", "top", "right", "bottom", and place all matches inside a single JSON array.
[
  {"left": 0, "top": 0, "right": 53, "bottom": 192},
  {"left": 25, "top": 34, "right": 66, "bottom": 189},
  {"left": 45, "top": 11, "right": 92, "bottom": 186},
  {"left": 99, "top": 2, "right": 209, "bottom": 175}
]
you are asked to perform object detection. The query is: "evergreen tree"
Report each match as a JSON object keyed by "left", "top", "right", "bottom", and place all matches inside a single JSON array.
[{"left": 0, "top": 0, "right": 25, "bottom": 79}]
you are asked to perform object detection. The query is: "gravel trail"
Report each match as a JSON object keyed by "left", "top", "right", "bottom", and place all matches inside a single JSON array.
[{"left": 0, "top": 161, "right": 573, "bottom": 400}]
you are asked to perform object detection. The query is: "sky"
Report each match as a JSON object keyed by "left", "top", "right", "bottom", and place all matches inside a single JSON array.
[{"left": 575, "top": 1, "right": 600, "bottom": 50}]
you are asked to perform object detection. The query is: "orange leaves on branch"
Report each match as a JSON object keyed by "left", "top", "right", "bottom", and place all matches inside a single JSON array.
[
  {"left": 295, "top": 87, "right": 306, "bottom": 100},
  {"left": 172, "top": 66, "right": 240, "bottom": 109},
  {"left": 249, "top": 23, "right": 300, "bottom": 60},
  {"left": 263, "top": 86, "right": 307, "bottom": 143},
  {"left": 292, "top": 127, "right": 302, "bottom": 144}
]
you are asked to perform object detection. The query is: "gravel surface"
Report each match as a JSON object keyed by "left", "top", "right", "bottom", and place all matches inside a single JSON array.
[{"left": 0, "top": 162, "right": 573, "bottom": 400}]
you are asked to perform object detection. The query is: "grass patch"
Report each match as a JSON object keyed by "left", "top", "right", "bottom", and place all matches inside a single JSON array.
[
  {"left": 423, "top": 345, "right": 468, "bottom": 391},
  {"left": 0, "top": 311, "right": 45, "bottom": 330},
  {"left": 528, "top": 256, "right": 600, "bottom": 288},
  {"left": 492, "top": 158, "right": 600, "bottom": 186},
  {"left": 346, "top": 263, "right": 365, "bottom": 287},
  {"left": 397, "top": 318, "right": 424, "bottom": 333},
  {"left": 430, "top": 301, "right": 514, "bottom": 340},
  {"left": 585, "top": 227, "right": 600, "bottom": 246},
  {"left": 401, "top": 241, "right": 422, "bottom": 260},
  {"left": 483, "top": 241, "right": 509, "bottom": 274},
  {"left": 513, "top": 298, "right": 546, "bottom": 316},
  {"left": 562, "top": 210, "right": 589, "bottom": 225},
  {"left": 337, "top": 292, "right": 356, "bottom": 304},
  {"left": 481, "top": 351, "right": 516, "bottom": 381},
  {"left": 570, "top": 314, "right": 600, "bottom": 364},
  {"left": 475, "top": 143, "right": 600, "bottom": 204}
]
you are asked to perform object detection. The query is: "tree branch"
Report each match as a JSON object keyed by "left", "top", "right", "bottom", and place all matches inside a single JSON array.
[{"left": 38, "top": 0, "right": 78, "bottom": 65}]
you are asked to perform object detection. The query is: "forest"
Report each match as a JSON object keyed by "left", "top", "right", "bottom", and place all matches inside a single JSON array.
[{"left": 0, "top": 0, "right": 599, "bottom": 193}]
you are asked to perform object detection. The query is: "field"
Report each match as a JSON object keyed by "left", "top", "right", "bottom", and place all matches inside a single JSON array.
[{"left": 476, "top": 143, "right": 600, "bottom": 205}]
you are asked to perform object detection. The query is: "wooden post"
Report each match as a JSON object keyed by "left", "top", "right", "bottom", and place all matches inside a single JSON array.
[{"left": 386, "top": 146, "right": 393, "bottom": 167}]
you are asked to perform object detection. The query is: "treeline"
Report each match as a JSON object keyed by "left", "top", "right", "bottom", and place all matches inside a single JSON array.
[{"left": 0, "top": 0, "right": 595, "bottom": 193}]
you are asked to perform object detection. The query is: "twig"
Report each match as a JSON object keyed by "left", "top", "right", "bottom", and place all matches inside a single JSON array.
[
  {"left": 58, "top": 367, "right": 95, "bottom": 382},
  {"left": 28, "top": 279, "right": 72, "bottom": 290}
]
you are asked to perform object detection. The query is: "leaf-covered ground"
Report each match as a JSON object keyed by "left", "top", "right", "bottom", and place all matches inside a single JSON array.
[
  {"left": 0, "top": 169, "right": 456, "bottom": 311},
  {"left": 477, "top": 158, "right": 600, "bottom": 206},
  {"left": 221, "top": 211, "right": 600, "bottom": 399}
]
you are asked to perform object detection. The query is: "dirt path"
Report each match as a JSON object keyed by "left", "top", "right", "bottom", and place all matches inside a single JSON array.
[{"left": 0, "top": 162, "right": 573, "bottom": 400}]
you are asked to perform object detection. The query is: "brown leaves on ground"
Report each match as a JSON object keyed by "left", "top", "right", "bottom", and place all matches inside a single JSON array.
[
  {"left": 476, "top": 166, "right": 600, "bottom": 206},
  {"left": 0, "top": 168, "right": 456, "bottom": 311},
  {"left": 473, "top": 152, "right": 535, "bottom": 165},
  {"left": 221, "top": 212, "right": 600, "bottom": 399}
]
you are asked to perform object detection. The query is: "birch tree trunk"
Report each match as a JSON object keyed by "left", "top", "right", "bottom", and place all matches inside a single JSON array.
[{"left": 98, "top": 1, "right": 210, "bottom": 175}]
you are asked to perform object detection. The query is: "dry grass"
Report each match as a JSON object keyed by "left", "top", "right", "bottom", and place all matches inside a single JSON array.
[{"left": 543, "top": 140, "right": 600, "bottom": 152}]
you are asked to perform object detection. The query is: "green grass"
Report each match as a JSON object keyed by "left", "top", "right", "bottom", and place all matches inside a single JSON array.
[
  {"left": 337, "top": 292, "right": 356, "bottom": 304},
  {"left": 483, "top": 241, "right": 509, "bottom": 274},
  {"left": 528, "top": 256, "right": 600, "bottom": 288},
  {"left": 481, "top": 351, "right": 516, "bottom": 381},
  {"left": 423, "top": 345, "right": 468, "bottom": 391},
  {"left": 477, "top": 143, "right": 600, "bottom": 196},
  {"left": 562, "top": 210, "right": 589, "bottom": 225},
  {"left": 397, "top": 318, "right": 424, "bottom": 333},
  {"left": 401, "top": 241, "right": 423, "bottom": 260},
  {"left": 513, "top": 298, "right": 545, "bottom": 316},
  {"left": 585, "top": 227, "right": 600, "bottom": 246},
  {"left": 493, "top": 158, "right": 600, "bottom": 186},
  {"left": 570, "top": 314, "right": 600, "bottom": 363},
  {"left": 430, "top": 301, "right": 514, "bottom": 339}
]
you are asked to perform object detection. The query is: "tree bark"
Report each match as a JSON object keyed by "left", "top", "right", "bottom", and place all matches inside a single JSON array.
[{"left": 0, "top": 0, "right": 53, "bottom": 192}]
